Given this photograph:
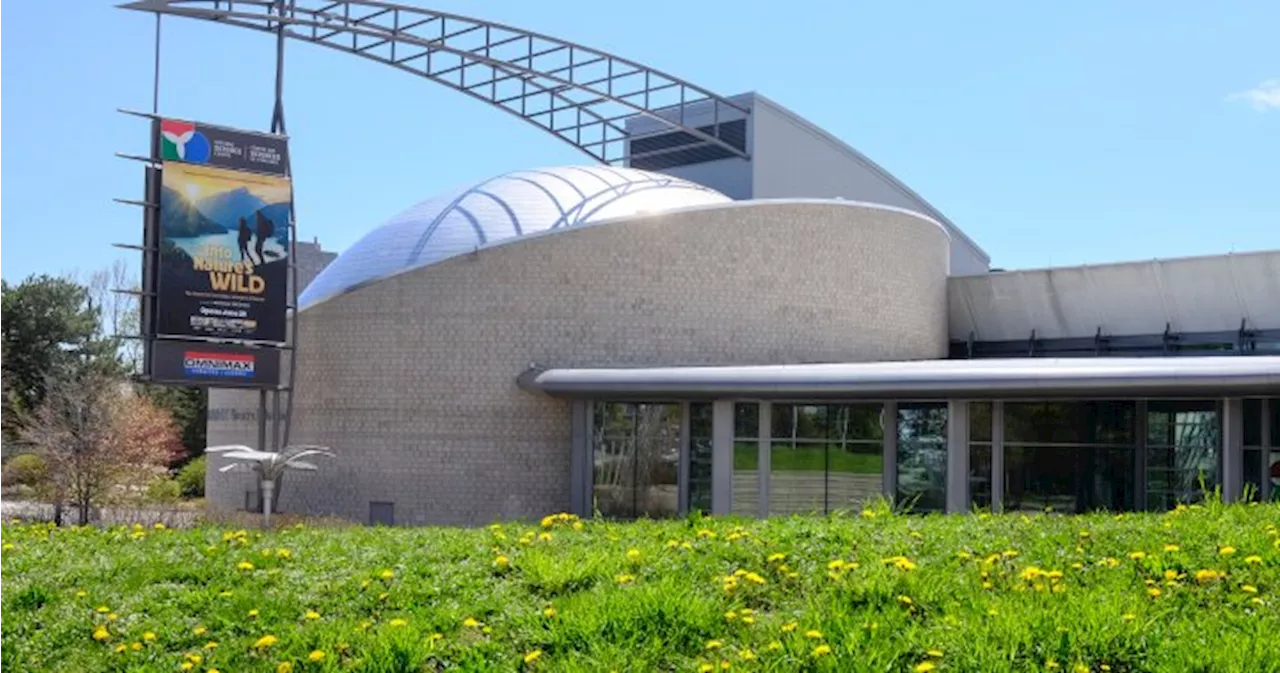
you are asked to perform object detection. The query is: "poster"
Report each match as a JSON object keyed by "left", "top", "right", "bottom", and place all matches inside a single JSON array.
[
  {"left": 149, "top": 339, "right": 280, "bottom": 388},
  {"left": 157, "top": 162, "right": 292, "bottom": 342},
  {"left": 159, "top": 118, "right": 289, "bottom": 176}
]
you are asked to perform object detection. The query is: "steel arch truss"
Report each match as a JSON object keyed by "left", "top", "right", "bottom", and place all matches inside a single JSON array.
[{"left": 120, "top": 0, "right": 751, "bottom": 165}]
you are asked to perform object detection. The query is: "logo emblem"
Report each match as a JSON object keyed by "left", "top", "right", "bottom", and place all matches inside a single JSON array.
[{"left": 160, "top": 119, "right": 211, "bottom": 163}]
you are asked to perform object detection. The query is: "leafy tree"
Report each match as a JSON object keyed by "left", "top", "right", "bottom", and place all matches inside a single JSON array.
[{"left": 20, "top": 370, "right": 181, "bottom": 524}]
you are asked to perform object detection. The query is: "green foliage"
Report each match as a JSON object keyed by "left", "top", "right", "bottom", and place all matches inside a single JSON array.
[
  {"left": 177, "top": 456, "right": 207, "bottom": 498},
  {"left": 145, "top": 478, "right": 183, "bottom": 504},
  {"left": 2, "top": 505, "right": 1278, "bottom": 672},
  {"left": 144, "top": 385, "right": 207, "bottom": 462},
  {"left": 2, "top": 453, "right": 49, "bottom": 487}
]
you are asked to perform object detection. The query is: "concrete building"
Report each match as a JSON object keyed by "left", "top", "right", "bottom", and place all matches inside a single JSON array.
[{"left": 206, "top": 101, "right": 1280, "bottom": 526}]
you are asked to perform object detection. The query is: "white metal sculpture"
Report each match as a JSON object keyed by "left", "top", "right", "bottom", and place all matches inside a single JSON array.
[{"left": 205, "top": 444, "right": 334, "bottom": 527}]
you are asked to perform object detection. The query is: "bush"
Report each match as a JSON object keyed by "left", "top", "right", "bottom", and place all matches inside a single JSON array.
[
  {"left": 176, "top": 455, "right": 206, "bottom": 498},
  {"left": 2, "top": 454, "right": 48, "bottom": 488},
  {"left": 144, "top": 477, "right": 182, "bottom": 504}
]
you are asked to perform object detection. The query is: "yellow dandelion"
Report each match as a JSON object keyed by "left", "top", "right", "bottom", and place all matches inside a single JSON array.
[
  {"left": 389, "top": 618, "right": 408, "bottom": 627},
  {"left": 697, "top": 529, "right": 716, "bottom": 539},
  {"left": 827, "top": 559, "right": 845, "bottom": 571},
  {"left": 277, "top": 663, "right": 294, "bottom": 673},
  {"left": 237, "top": 561, "right": 254, "bottom": 571},
  {"left": 539, "top": 532, "right": 552, "bottom": 542},
  {"left": 92, "top": 626, "right": 110, "bottom": 642},
  {"left": 743, "top": 572, "right": 766, "bottom": 585},
  {"left": 805, "top": 629, "right": 823, "bottom": 639},
  {"left": 767, "top": 553, "right": 787, "bottom": 563},
  {"left": 1073, "top": 664, "right": 1089, "bottom": 673},
  {"left": 897, "top": 595, "right": 914, "bottom": 606},
  {"left": 724, "top": 611, "right": 737, "bottom": 621},
  {"left": 615, "top": 574, "right": 636, "bottom": 584},
  {"left": 380, "top": 569, "right": 395, "bottom": 579},
  {"left": 524, "top": 649, "right": 543, "bottom": 664},
  {"left": 1121, "top": 613, "right": 1136, "bottom": 621},
  {"left": 1194, "top": 569, "right": 1224, "bottom": 583},
  {"left": 187, "top": 654, "right": 202, "bottom": 664},
  {"left": 915, "top": 662, "right": 938, "bottom": 673},
  {"left": 181, "top": 663, "right": 194, "bottom": 672},
  {"left": 1128, "top": 551, "right": 1146, "bottom": 560},
  {"left": 927, "top": 649, "right": 944, "bottom": 658},
  {"left": 114, "top": 644, "right": 126, "bottom": 654},
  {"left": 308, "top": 650, "right": 326, "bottom": 662},
  {"left": 543, "top": 606, "right": 557, "bottom": 618},
  {"left": 741, "top": 616, "right": 756, "bottom": 625},
  {"left": 494, "top": 555, "right": 510, "bottom": 569},
  {"left": 1147, "top": 588, "right": 1161, "bottom": 598},
  {"left": 193, "top": 626, "right": 207, "bottom": 636},
  {"left": 254, "top": 635, "right": 278, "bottom": 649},
  {"left": 1046, "top": 659, "right": 1060, "bottom": 670},
  {"left": 463, "top": 617, "right": 481, "bottom": 628},
  {"left": 248, "top": 609, "right": 260, "bottom": 618},
  {"left": 142, "top": 632, "right": 156, "bottom": 642},
  {"left": 203, "top": 641, "right": 219, "bottom": 650},
  {"left": 766, "top": 641, "right": 783, "bottom": 652},
  {"left": 861, "top": 509, "right": 877, "bottom": 519},
  {"left": 740, "top": 649, "right": 757, "bottom": 661},
  {"left": 706, "top": 639, "right": 724, "bottom": 651},
  {"left": 572, "top": 521, "right": 584, "bottom": 531},
  {"left": 305, "top": 610, "right": 321, "bottom": 620},
  {"left": 1242, "top": 584, "right": 1258, "bottom": 594},
  {"left": 811, "top": 644, "right": 832, "bottom": 657},
  {"left": 626, "top": 548, "right": 641, "bottom": 562},
  {"left": 276, "top": 548, "right": 291, "bottom": 558},
  {"left": 781, "top": 622, "right": 798, "bottom": 632},
  {"left": 1219, "top": 546, "right": 1237, "bottom": 556},
  {"left": 130, "top": 642, "right": 142, "bottom": 651},
  {"left": 75, "top": 590, "right": 87, "bottom": 598},
  {"left": 1163, "top": 544, "right": 1180, "bottom": 552},
  {"left": 95, "top": 606, "right": 110, "bottom": 614},
  {"left": 698, "top": 665, "right": 715, "bottom": 673},
  {"left": 1244, "top": 555, "right": 1262, "bottom": 565}
]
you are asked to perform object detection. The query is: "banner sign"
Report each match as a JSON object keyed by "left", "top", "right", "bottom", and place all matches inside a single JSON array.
[
  {"left": 150, "top": 340, "right": 281, "bottom": 387},
  {"left": 159, "top": 118, "right": 289, "bottom": 176},
  {"left": 156, "top": 162, "right": 292, "bottom": 343}
]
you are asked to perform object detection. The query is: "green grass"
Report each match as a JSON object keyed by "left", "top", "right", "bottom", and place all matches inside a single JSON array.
[
  {"left": 733, "top": 445, "right": 883, "bottom": 473},
  {"left": 2, "top": 502, "right": 1279, "bottom": 672}
]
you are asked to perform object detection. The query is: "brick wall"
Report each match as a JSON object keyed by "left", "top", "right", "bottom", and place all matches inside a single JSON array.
[{"left": 207, "top": 201, "right": 949, "bottom": 525}]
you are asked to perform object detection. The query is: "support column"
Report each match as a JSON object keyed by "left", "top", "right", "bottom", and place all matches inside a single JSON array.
[
  {"left": 946, "top": 400, "right": 970, "bottom": 514},
  {"left": 1223, "top": 397, "right": 1244, "bottom": 503},
  {"left": 882, "top": 402, "right": 898, "bottom": 501},
  {"left": 991, "top": 401, "right": 1005, "bottom": 513},
  {"left": 1262, "top": 398, "right": 1273, "bottom": 502},
  {"left": 569, "top": 400, "right": 591, "bottom": 517},
  {"left": 1135, "top": 401, "right": 1148, "bottom": 511},
  {"left": 711, "top": 399, "right": 734, "bottom": 516},
  {"left": 758, "top": 402, "right": 772, "bottom": 519},
  {"left": 678, "top": 401, "right": 691, "bottom": 516}
]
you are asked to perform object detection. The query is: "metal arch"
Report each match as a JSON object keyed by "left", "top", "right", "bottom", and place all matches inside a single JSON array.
[{"left": 119, "top": 0, "right": 752, "bottom": 165}]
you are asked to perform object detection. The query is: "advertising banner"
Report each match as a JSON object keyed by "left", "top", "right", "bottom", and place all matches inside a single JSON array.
[
  {"left": 158, "top": 118, "right": 289, "bottom": 176},
  {"left": 150, "top": 339, "right": 281, "bottom": 388},
  {"left": 156, "top": 162, "right": 292, "bottom": 342}
]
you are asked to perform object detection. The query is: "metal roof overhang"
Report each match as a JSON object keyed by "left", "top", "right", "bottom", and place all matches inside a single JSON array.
[{"left": 518, "top": 356, "right": 1280, "bottom": 400}]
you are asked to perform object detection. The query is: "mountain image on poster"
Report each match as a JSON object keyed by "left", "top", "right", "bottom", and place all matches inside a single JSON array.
[{"left": 157, "top": 162, "right": 291, "bottom": 343}]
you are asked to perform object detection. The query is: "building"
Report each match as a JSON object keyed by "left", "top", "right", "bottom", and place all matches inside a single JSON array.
[{"left": 206, "top": 92, "right": 1280, "bottom": 526}]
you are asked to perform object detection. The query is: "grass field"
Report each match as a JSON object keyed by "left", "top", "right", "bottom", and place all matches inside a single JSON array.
[
  {"left": 733, "top": 445, "right": 883, "bottom": 474},
  {"left": 2, "top": 502, "right": 1278, "bottom": 672}
]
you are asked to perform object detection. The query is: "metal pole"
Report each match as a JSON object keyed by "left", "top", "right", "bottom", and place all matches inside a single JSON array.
[{"left": 152, "top": 14, "right": 162, "bottom": 114}]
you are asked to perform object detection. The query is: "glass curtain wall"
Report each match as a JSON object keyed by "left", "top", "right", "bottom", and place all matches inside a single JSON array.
[
  {"left": 732, "top": 403, "right": 761, "bottom": 516},
  {"left": 688, "top": 403, "right": 713, "bottom": 513},
  {"left": 1003, "top": 402, "right": 1137, "bottom": 513},
  {"left": 1146, "top": 401, "right": 1219, "bottom": 510},
  {"left": 896, "top": 403, "right": 948, "bottom": 512},
  {"left": 768, "top": 404, "right": 883, "bottom": 516},
  {"left": 970, "top": 402, "right": 993, "bottom": 509},
  {"left": 592, "top": 402, "right": 680, "bottom": 519},
  {"left": 1272, "top": 400, "right": 1280, "bottom": 503}
]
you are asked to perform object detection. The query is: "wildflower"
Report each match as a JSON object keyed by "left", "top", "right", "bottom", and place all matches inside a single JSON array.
[
  {"left": 767, "top": 553, "right": 787, "bottom": 563},
  {"left": 861, "top": 509, "right": 877, "bottom": 519},
  {"left": 626, "top": 548, "right": 641, "bottom": 562},
  {"left": 927, "top": 649, "right": 943, "bottom": 658},
  {"left": 114, "top": 644, "right": 126, "bottom": 654},
  {"left": 543, "top": 606, "right": 557, "bottom": 618},
  {"left": 524, "top": 649, "right": 543, "bottom": 664},
  {"left": 1163, "top": 544, "right": 1180, "bottom": 552},
  {"left": 1147, "top": 587, "right": 1161, "bottom": 598},
  {"left": 1242, "top": 585, "right": 1258, "bottom": 594},
  {"left": 96, "top": 606, "right": 110, "bottom": 614},
  {"left": 237, "top": 561, "right": 255, "bottom": 571},
  {"left": 740, "top": 649, "right": 757, "bottom": 661},
  {"left": 1100, "top": 557, "right": 1120, "bottom": 568},
  {"left": 277, "top": 663, "right": 293, "bottom": 673},
  {"left": 187, "top": 654, "right": 202, "bottom": 664},
  {"left": 1020, "top": 566, "right": 1044, "bottom": 581},
  {"left": 909, "top": 531, "right": 923, "bottom": 539},
  {"left": 494, "top": 555, "right": 510, "bottom": 570},
  {"left": 1002, "top": 549, "right": 1019, "bottom": 558},
  {"left": 743, "top": 572, "right": 766, "bottom": 585},
  {"left": 130, "top": 642, "right": 142, "bottom": 651},
  {"left": 1194, "top": 569, "right": 1224, "bottom": 583},
  {"left": 1071, "top": 562, "right": 1084, "bottom": 570},
  {"left": 427, "top": 633, "right": 443, "bottom": 641},
  {"left": 92, "top": 626, "right": 110, "bottom": 642},
  {"left": 725, "top": 610, "right": 737, "bottom": 621},
  {"left": 766, "top": 641, "right": 783, "bottom": 652},
  {"left": 276, "top": 548, "right": 291, "bottom": 558},
  {"left": 741, "top": 616, "right": 756, "bottom": 625},
  {"left": 615, "top": 574, "right": 636, "bottom": 584},
  {"left": 915, "top": 663, "right": 938, "bottom": 673},
  {"left": 380, "top": 569, "right": 395, "bottom": 579},
  {"left": 218, "top": 591, "right": 233, "bottom": 598},
  {"left": 305, "top": 610, "right": 320, "bottom": 620},
  {"left": 308, "top": 650, "right": 325, "bottom": 662},
  {"left": 827, "top": 559, "right": 845, "bottom": 571},
  {"left": 1245, "top": 555, "right": 1262, "bottom": 565},
  {"left": 142, "top": 631, "right": 156, "bottom": 642},
  {"left": 388, "top": 618, "right": 408, "bottom": 627},
  {"left": 181, "top": 664, "right": 193, "bottom": 671},
  {"left": 540, "top": 515, "right": 556, "bottom": 529},
  {"left": 781, "top": 622, "right": 797, "bottom": 632},
  {"left": 1121, "top": 613, "right": 1136, "bottom": 621},
  {"left": 539, "top": 532, "right": 552, "bottom": 542},
  {"left": 1046, "top": 660, "right": 1060, "bottom": 670},
  {"left": 698, "top": 665, "right": 715, "bottom": 673},
  {"left": 193, "top": 625, "right": 207, "bottom": 636},
  {"left": 697, "top": 529, "right": 716, "bottom": 539},
  {"left": 805, "top": 629, "right": 823, "bottom": 639},
  {"left": 897, "top": 595, "right": 914, "bottom": 606},
  {"left": 706, "top": 639, "right": 724, "bottom": 651},
  {"left": 1128, "top": 551, "right": 1146, "bottom": 560},
  {"left": 1219, "top": 546, "right": 1237, "bottom": 556},
  {"left": 378, "top": 592, "right": 390, "bottom": 600},
  {"left": 572, "top": 521, "right": 584, "bottom": 531},
  {"left": 249, "top": 609, "right": 260, "bottom": 618},
  {"left": 463, "top": 617, "right": 481, "bottom": 628},
  {"left": 203, "top": 641, "right": 219, "bottom": 650}
]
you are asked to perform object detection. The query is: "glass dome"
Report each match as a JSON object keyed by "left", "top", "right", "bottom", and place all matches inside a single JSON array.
[{"left": 299, "top": 165, "right": 731, "bottom": 308}]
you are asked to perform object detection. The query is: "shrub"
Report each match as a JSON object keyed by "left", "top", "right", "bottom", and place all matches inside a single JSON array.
[
  {"left": 144, "top": 477, "right": 182, "bottom": 504},
  {"left": 176, "top": 455, "right": 206, "bottom": 498},
  {"left": 2, "top": 453, "right": 48, "bottom": 488}
]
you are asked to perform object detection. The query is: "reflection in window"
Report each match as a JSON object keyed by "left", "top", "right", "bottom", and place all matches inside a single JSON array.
[
  {"left": 767, "top": 404, "right": 883, "bottom": 515},
  {"left": 1003, "top": 402, "right": 1136, "bottom": 513},
  {"left": 970, "top": 402, "right": 992, "bottom": 510},
  {"left": 689, "top": 403, "right": 713, "bottom": 513},
  {"left": 732, "top": 403, "right": 760, "bottom": 516},
  {"left": 897, "top": 404, "right": 947, "bottom": 512},
  {"left": 1146, "top": 401, "right": 1219, "bottom": 511},
  {"left": 592, "top": 402, "right": 680, "bottom": 519}
]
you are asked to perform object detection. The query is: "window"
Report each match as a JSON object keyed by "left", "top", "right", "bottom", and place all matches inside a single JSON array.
[
  {"left": 970, "top": 402, "right": 993, "bottom": 510},
  {"left": 770, "top": 404, "right": 883, "bottom": 515},
  {"left": 1003, "top": 402, "right": 1136, "bottom": 513},
  {"left": 897, "top": 404, "right": 947, "bottom": 512},
  {"left": 733, "top": 403, "right": 761, "bottom": 516},
  {"left": 688, "top": 403, "right": 713, "bottom": 513},
  {"left": 592, "top": 403, "right": 681, "bottom": 519},
  {"left": 1146, "top": 401, "right": 1219, "bottom": 511}
]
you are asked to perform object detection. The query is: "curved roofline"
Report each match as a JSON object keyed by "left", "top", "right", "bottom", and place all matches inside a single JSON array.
[{"left": 300, "top": 198, "right": 951, "bottom": 311}]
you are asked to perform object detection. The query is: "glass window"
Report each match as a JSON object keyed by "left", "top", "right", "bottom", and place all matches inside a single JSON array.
[
  {"left": 591, "top": 402, "right": 680, "bottom": 519},
  {"left": 825, "top": 404, "right": 885, "bottom": 512},
  {"left": 897, "top": 403, "right": 947, "bottom": 512},
  {"left": 970, "top": 442, "right": 992, "bottom": 510},
  {"left": 1146, "top": 401, "right": 1219, "bottom": 511},
  {"left": 732, "top": 403, "right": 760, "bottom": 517},
  {"left": 1003, "top": 402, "right": 1137, "bottom": 513},
  {"left": 688, "top": 403, "right": 713, "bottom": 514},
  {"left": 768, "top": 404, "right": 883, "bottom": 515}
]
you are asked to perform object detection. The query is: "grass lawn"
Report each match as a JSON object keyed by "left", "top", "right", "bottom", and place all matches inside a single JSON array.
[
  {"left": 2, "top": 503, "right": 1278, "bottom": 672},
  {"left": 733, "top": 445, "right": 883, "bottom": 474}
]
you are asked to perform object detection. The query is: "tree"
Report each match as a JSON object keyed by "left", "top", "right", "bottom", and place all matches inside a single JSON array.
[
  {"left": 143, "top": 385, "right": 207, "bottom": 464},
  {"left": 20, "top": 371, "right": 181, "bottom": 524}
]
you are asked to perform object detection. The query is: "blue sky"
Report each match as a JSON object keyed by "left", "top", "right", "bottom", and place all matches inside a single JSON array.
[{"left": 3, "top": 1, "right": 1277, "bottom": 283}]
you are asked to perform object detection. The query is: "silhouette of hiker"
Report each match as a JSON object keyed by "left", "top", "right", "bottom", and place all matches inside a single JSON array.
[
  {"left": 254, "top": 211, "right": 275, "bottom": 265},
  {"left": 237, "top": 217, "right": 253, "bottom": 262}
]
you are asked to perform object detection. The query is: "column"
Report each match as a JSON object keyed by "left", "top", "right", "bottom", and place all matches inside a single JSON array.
[
  {"left": 758, "top": 402, "right": 772, "bottom": 518},
  {"left": 946, "top": 400, "right": 970, "bottom": 514},
  {"left": 677, "top": 401, "right": 691, "bottom": 515},
  {"left": 991, "top": 401, "right": 1005, "bottom": 513},
  {"left": 1222, "top": 397, "right": 1244, "bottom": 503},
  {"left": 711, "top": 399, "right": 734, "bottom": 516},
  {"left": 882, "top": 402, "right": 898, "bottom": 501},
  {"left": 569, "top": 399, "right": 591, "bottom": 517}
]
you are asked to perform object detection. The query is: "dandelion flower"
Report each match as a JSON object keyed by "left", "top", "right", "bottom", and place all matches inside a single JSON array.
[
  {"left": 741, "top": 616, "right": 755, "bottom": 625},
  {"left": 276, "top": 548, "right": 291, "bottom": 558},
  {"left": 180, "top": 663, "right": 193, "bottom": 671},
  {"left": 626, "top": 548, "right": 642, "bottom": 562},
  {"left": 539, "top": 532, "right": 553, "bottom": 542},
  {"left": 305, "top": 610, "right": 320, "bottom": 620},
  {"left": 524, "top": 650, "right": 543, "bottom": 664},
  {"left": 781, "top": 622, "right": 798, "bottom": 632},
  {"left": 827, "top": 559, "right": 845, "bottom": 571},
  {"left": 915, "top": 663, "right": 938, "bottom": 673},
  {"left": 615, "top": 574, "right": 635, "bottom": 584},
  {"left": 1194, "top": 569, "right": 1224, "bottom": 583},
  {"left": 308, "top": 650, "right": 326, "bottom": 662},
  {"left": 193, "top": 626, "right": 207, "bottom": 636},
  {"left": 805, "top": 629, "right": 823, "bottom": 639},
  {"left": 927, "top": 649, "right": 944, "bottom": 658},
  {"left": 572, "top": 521, "right": 584, "bottom": 531},
  {"left": 114, "top": 644, "right": 126, "bottom": 654},
  {"left": 1121, "top": 613, "right": 1136, "bottom": 621},
  {"left": 203, "top": 641, "right": 219, "bottom": 650},
  {"left": 766, "top": 641, "right": 783, "bottom": 652},
  {"left": 130, "top": 642, "right": 142, "bottom": 651},
  {"left": 698, "top": 665, "right": 715, "bottom": 673},
  {"left": 724, "top": 611, "right": 737, "bottom": 621},
  {"left": 494, "top": 555, "right": 510, "bottom": 570},
  {"left": 142, "top": 632, "right": 156, "bottom": 642},
  {"left": 861, "top": 509, "right": 877, "bottom": 519},
  {"left": 249, "top": 609, "right": 260, "bottom": 618},
  {"left": 1219, "top": 546, "right": 1237, "bottom": 556},
  {"left": 706, "top": 639, "right": 724, "bottom": 651},
  {"left": 237, "top": 561, "right": 255, "bottom": 571},
  {"left": 463, "top": 617, "right": 481, "bottom": 628},
  {"left": 96, "top": 606, "right": 110, "bottom": 614},
  {"left": 1163, "top": 544, "right": 1180, "bottom": 552},
  {"left": 92, "top": 626, "right": 110, "bottom": 642},
  {"left": 389, "top": 618, "right": 408, "bottom": 627},
  {"left": 253, "top": 635, "right": 278, "bottom": 649},
  {"left": 543, "top": 606, "right": 557, "bottom": 618},
  {"left": 767, "top": 553, "right": 786, "bottom": 563},
  {"left": 811, "top": 644, "right": 831, "bottom": 657},
  {"left": 1147, "top": 588, "right": 1161, "bottom": 598},
  {"left": 1244, "top": 555, "right": 1262, "bottom": 565},
  {"left": 277, "top": 663, "right": 293, "bottom": 673},
  {"left": 740, "top": 649, "right": 757, "bottom": 661},
  {"left": 897, "top": 595, "right": 914, "bottom": 606},
  {"left": 744, "top": 572, "right": 766, "bottom": 585},
  {"left": 380, "top": 569, "right": 395, "bottom": 579},
  {"left": 1128, "top": 551, "right": 1146, "bottom": 560},
  {"left": 1242, "top": 585, "right": 1259, "bottom": 594},
  {"left": 75, "top": 590, "right": 87, "bottom": 598}
]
